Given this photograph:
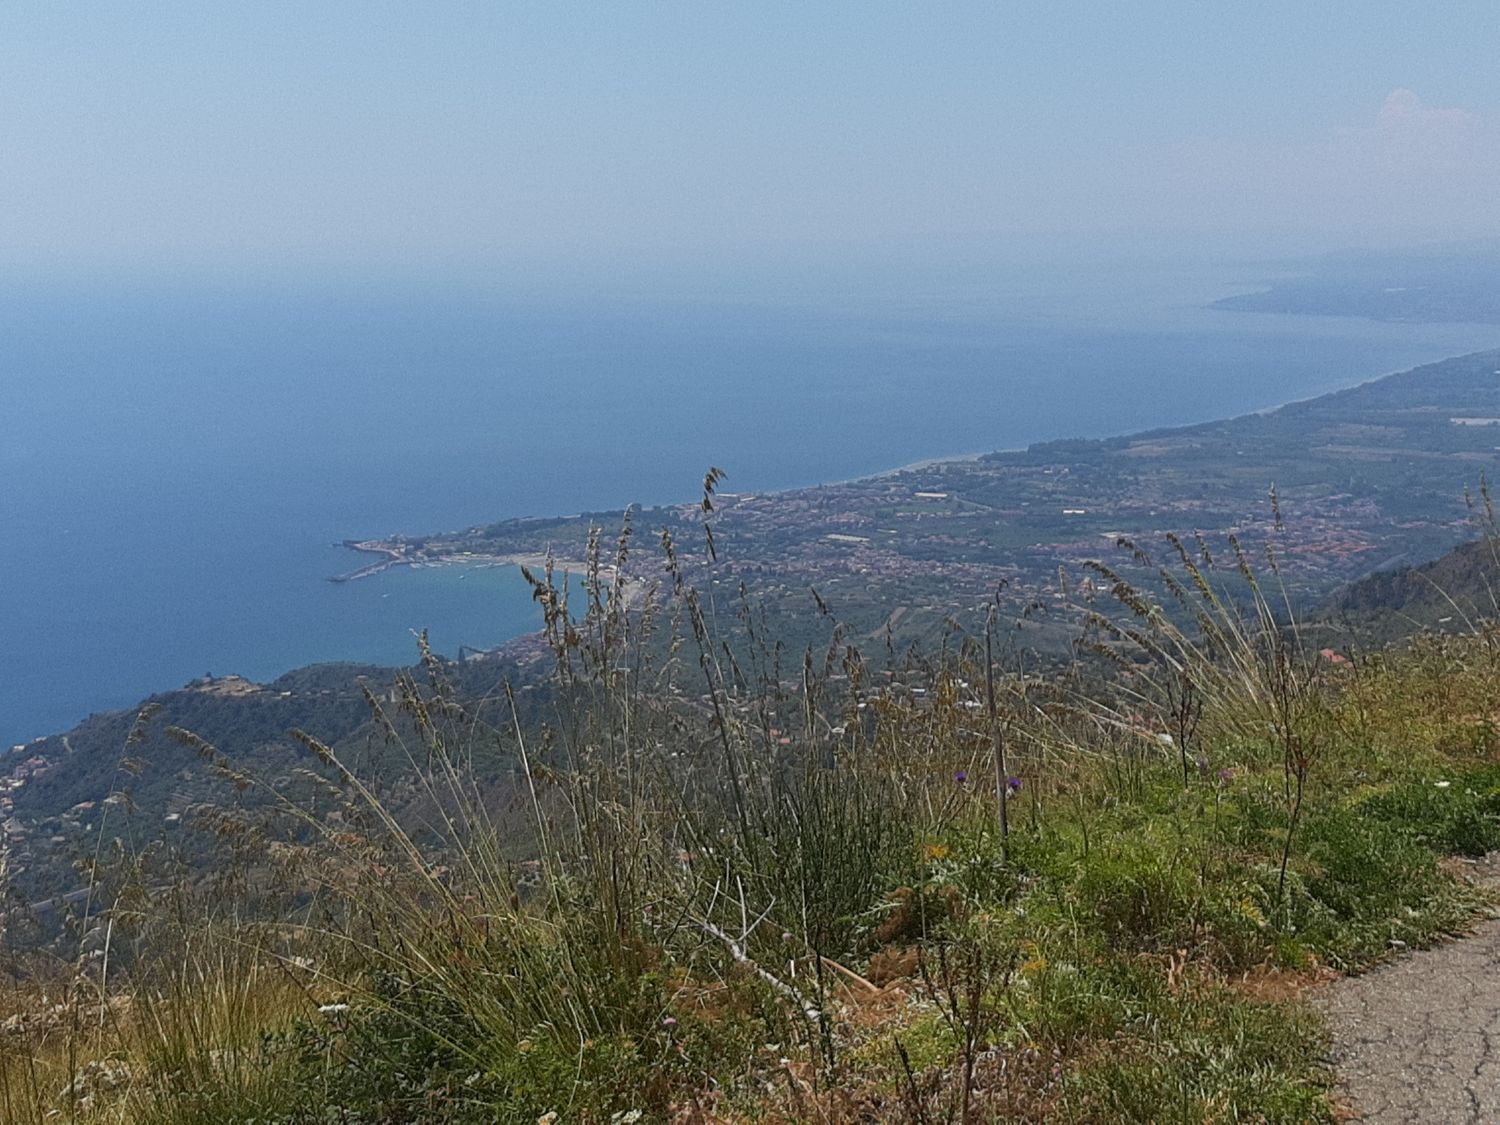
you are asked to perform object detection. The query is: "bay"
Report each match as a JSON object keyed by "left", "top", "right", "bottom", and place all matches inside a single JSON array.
[{"left": 3, "top": 265, "right": 1496, "bottom": 747}]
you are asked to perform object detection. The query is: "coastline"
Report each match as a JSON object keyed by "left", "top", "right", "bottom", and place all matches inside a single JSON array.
[
  {"left": 825, "top": 450, "right": 993, "bottom": 487},
  {"left": 343, "top": 346, "right": 1500, "bottom": 577},
  {"left": 332, "top": 542, "right": 596, "bottom": 583},
  {"left": 18, "top": 342, "right": 1500, "bottom": 751},
  {"left": 14, "top": 270, "right": 1500, "bottom": 754}
]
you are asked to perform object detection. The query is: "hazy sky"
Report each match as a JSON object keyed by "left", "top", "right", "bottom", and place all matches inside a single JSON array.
[{"left": 3, "top": 3, "right": 1497, "bottom": 282}]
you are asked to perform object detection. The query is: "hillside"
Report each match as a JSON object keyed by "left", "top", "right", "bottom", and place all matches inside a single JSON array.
[
  {"left": 5, "top": 524, "right": 1500, "bottom": 1120},
  {"left": 1328, "top": 533, "right": 1500, "bottom": 625},
  {"left": 8, "top": 352, "right": 1500, "bottom": 1119},
  {"left": 0, "top": 658, "right": 535, "bottom": 920}
]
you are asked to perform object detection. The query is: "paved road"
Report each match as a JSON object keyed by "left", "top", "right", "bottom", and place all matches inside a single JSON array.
[{"left": 1322, "top": 857, "right": 1500, "bottom": 1122}]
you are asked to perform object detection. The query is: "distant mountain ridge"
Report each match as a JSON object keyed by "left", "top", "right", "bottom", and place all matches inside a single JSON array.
[{"left": 1214, "top": 244, "right": 1500, "bottom": 324}]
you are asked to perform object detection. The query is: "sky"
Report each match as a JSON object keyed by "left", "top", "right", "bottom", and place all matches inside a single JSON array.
[{"left": 2, "top": 2, "right": 1498, "bottom": 285}]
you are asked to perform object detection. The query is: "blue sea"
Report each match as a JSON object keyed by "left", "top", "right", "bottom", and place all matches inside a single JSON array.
[{"left": 3, "top": 265, "right": 1497, "bottom": 747}]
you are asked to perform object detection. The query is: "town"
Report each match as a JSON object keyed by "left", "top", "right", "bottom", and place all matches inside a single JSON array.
[{"left": 345, "top": 351, "right": 1500, "bottom": 653}]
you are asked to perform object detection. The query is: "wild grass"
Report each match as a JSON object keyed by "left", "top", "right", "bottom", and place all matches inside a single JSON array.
[{"left": 5, "top": 487, "right": 1500, "bottom": 1122}]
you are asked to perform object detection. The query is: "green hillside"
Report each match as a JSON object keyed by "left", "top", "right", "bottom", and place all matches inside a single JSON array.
[
  {"left": 4, "top": 511, "right": 1500, "bottom": 1122},
  {"left": 1326, "top": 534, "right": 1500, "bottom": 641}
]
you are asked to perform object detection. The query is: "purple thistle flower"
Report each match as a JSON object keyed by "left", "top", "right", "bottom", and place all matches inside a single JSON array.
[
  {"left": 954, "top": 770, "right": 968, "bottom": 784},
  {"left": 1217, "top": 767, "right": 1237, "bottom": 786},
  {"left": 1006, "top": 776, "right": 1024, "bottom": 793}
]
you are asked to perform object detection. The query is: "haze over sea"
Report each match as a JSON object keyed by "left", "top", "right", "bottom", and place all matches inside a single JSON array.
[{"left": 4, "top": 263, "right": 1497, "bottom": 749}]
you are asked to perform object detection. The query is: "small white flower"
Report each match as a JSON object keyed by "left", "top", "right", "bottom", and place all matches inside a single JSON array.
[{"left": 1436, "top": 780, "right": 1452, "bottom": 789}]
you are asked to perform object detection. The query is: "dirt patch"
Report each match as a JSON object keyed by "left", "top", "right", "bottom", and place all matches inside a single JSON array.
[{"left": 1231, "top": 962, "right": 1338, "bottom": 1004}]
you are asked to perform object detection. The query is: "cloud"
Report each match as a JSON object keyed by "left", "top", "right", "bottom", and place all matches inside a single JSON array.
[{"left": 1377, "top": 87, "right": 1479, "bottom": 134}]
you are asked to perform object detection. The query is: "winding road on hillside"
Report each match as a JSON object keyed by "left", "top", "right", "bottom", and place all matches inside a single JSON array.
[{"left": 1323, "top": 856, "right": 1500, "bottom": 1122}]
